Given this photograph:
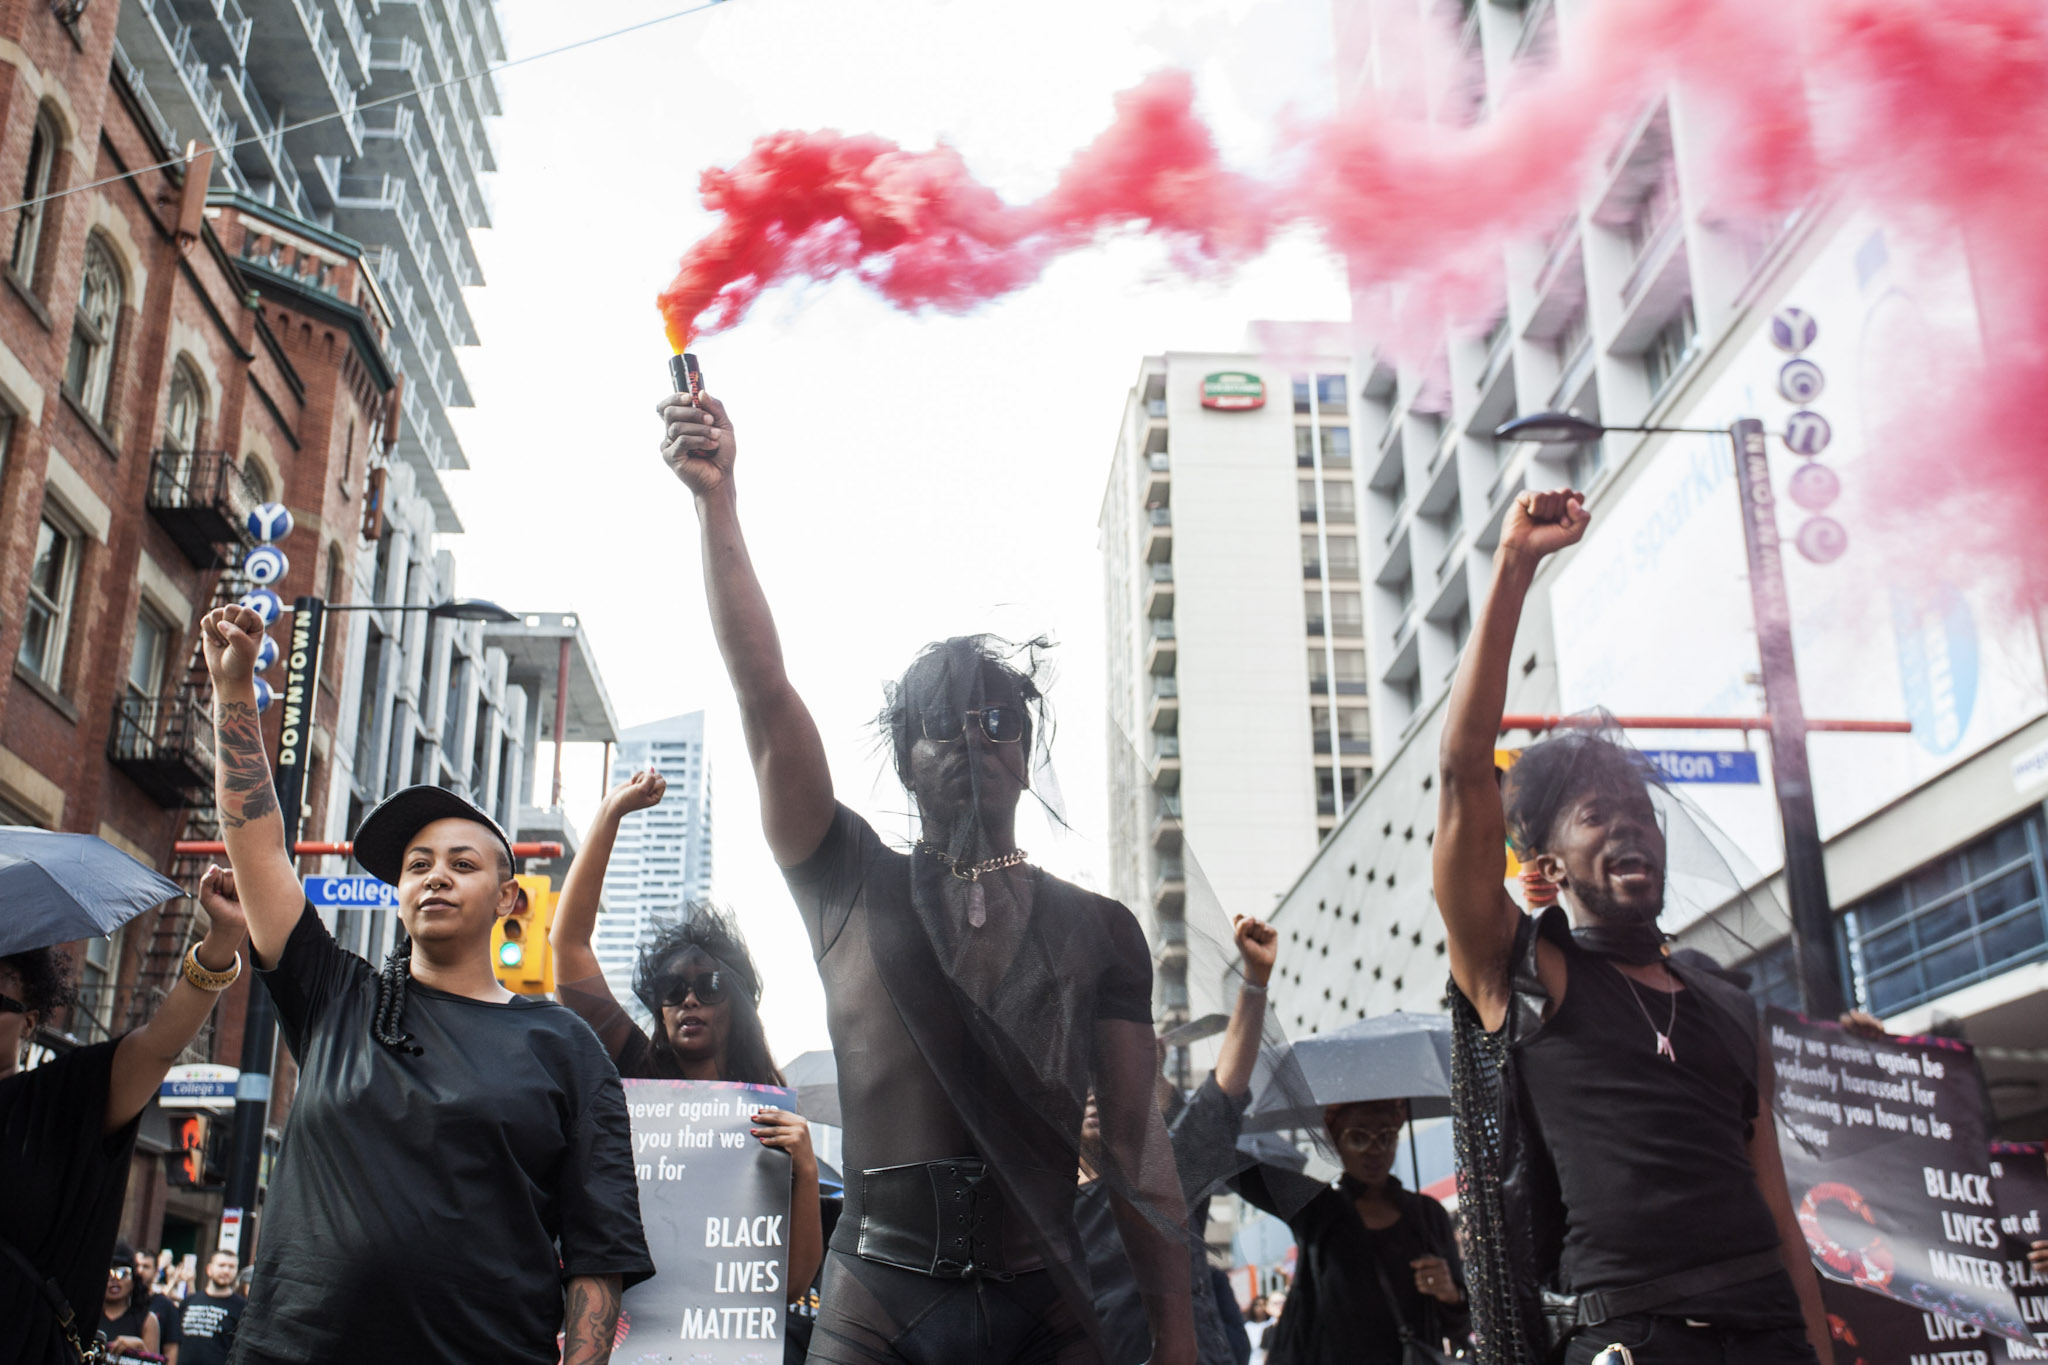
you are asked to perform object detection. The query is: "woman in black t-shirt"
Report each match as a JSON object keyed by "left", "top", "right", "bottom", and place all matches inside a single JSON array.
[
  {"left": 198, "top": 604, "right": 652, "bottom": 1365},
  {"left": 550, "top": 770, "right": 828, "bottom": 1334},
  {"left": 99, "top": 1242, "right": 160, "bottom": 1360}
]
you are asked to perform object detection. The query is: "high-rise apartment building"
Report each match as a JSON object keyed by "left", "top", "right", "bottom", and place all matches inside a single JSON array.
[
  {"left": 1261, "top": 1, "right": 2047, "bottom": 1150},
  {"left": 116, "top": 0, "right": 501, "bottom": 504},
  {"left": 1100, "top": 328, "right": 1365, "bottom": 1028},
  {"left": 598, "top": 713, "right": 714, "bottom": 1007}
]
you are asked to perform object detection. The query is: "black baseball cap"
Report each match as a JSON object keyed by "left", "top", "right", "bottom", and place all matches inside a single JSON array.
[{"left": 351, "top": 785, "right": 517, "bottom": 886}]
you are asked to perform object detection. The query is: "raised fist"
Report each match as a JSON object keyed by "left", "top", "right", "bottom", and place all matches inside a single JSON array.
[
  {"left": 200, "top": 605, "right": 267, "bottom": 685},
  {"left": 1499, "top": 488, "right": 1590, "bottom": 562}
]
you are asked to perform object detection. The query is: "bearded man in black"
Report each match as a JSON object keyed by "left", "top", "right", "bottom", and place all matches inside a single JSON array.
[
  {"left": 1432, "top": 488, "right": 1833, "bottom": 1365},
  {"left": 656, "top": 386, "right": 1194, "bottom": 1365}
]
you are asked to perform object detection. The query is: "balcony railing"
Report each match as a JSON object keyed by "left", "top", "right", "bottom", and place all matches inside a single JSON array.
[
  {"left": 147, "top": 449, "right": 261, "bottom": 566},
  {"left": 108, "top": 692, "right": 217, "bottom": 807}
]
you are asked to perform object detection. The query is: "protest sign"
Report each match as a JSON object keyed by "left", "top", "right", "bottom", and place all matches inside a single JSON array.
[
  {"left": 1818, "top": 1145, "right": 2048, "bottom": 1364},
  {"left": 1767, "top": 1008, "right": 2031, "bottom": 1345},
  {"left": 619, "top": 1078, "right": 795, "bottom": 1364}
]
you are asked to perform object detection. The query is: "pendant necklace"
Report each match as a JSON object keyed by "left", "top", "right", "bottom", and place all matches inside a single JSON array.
[
  {"left": 918, "top": 844, "right": 1029, "bottom": 928},
  {"left": 1619, "top": 968, "right": 1680, "bottom": 1063}
]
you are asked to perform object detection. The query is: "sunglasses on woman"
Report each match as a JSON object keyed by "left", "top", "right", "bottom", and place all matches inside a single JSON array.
[
  {"left": 1335, "top": 1126, "right": 1403, "bottom": 1155},
  {"left": 920, "top": 705, "right": 1026, "bottom": 744},
  {"left": 0, "top": 993, "right": 25, "bottom": 1016},
  {"left": 655, "top": 971, "right": 727, "bottom": 1008}
]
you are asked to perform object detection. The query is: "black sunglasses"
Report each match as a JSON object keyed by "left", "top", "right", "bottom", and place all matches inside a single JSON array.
[
  {"left": 656, "top": 971, "right": 727, "bottom": 1008},
  {"left": 920, "top": 705, "right": 1026, "bottom": 744},
  {"left": 0, "top": 992, "right": 26, "bottom": 1016}
]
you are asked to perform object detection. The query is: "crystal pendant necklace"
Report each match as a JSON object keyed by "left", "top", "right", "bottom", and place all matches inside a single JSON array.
[{"left": 1619, "top": 969, "right": 1680, "bottom": 1063}]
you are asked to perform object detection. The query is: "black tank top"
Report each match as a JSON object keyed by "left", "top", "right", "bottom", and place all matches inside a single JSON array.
[{"left": 1516, "top": 936, "right": 1803, "bottom": 1326}]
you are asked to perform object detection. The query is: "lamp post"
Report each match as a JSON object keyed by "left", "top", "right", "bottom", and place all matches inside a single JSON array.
[
  {"left": 1493, "top": 412, "right": 1848, "bottom": 1020},
  {"left": 222, "top": 595, "right": 520, "bottom": 1252}
]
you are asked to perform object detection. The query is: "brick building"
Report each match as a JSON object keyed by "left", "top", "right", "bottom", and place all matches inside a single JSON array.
[{"left": 1, "top": 0, "right": 397, "bottom": 1256}]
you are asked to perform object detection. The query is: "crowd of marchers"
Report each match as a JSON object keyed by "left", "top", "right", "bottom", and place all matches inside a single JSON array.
[{"left": 6, "top": 386, "right": 2047, "bottom": 1365}]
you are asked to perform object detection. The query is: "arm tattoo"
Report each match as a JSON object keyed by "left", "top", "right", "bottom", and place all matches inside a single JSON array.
[
  {"left": 563, "top": 1275, "right": 622, "bottom": 1365},
  {"left": 214, "top": 700, "right": 281, "bottom": 828}
]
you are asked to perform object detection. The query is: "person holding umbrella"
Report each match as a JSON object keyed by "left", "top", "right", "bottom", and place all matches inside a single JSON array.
[
  {"left": 2, "top": 860, "right": 248, "bottom": 1365},
  {"left": 195, "top": 602, "right": 652, "bottom": 1364},
  {"left": 1232, "top": 1097, "right": 1467, "bottom": 1363}
]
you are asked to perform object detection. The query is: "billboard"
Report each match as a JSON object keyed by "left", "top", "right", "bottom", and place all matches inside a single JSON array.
[{"left": 1548, "top": 215, "right": 2048, "bottom": 923}]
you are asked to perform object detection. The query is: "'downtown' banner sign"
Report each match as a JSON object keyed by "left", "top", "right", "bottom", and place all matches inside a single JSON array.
[
  {"left": 620, "top": 1079, "right": 796, "bottom": 1364},
  {"left": 1767, "top": 1009, "right": 2031, "bottom": 1347},
  {"left": 1819, "top": 1144, "right": 2048, "bottom": 1363}
]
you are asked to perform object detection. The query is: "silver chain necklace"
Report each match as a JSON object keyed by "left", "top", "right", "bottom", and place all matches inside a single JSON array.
[
  {"left": 1618, "top": 967, "right": 1680, "bottom": 1063},
  {"left": 917, "top": 843, "right": 1029, "bottom": 928}
]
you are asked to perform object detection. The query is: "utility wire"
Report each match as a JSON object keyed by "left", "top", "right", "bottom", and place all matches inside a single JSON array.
[{"left": 2, "top": 0, "right": 732, "bottom": 216}]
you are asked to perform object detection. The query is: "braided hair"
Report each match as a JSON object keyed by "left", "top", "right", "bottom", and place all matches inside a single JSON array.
[{"left": 372, "top": 937, "right": 423, "bottom": 1055}]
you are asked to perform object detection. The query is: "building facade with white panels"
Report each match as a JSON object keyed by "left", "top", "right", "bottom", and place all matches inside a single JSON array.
[
  {"left": 599, "top": 713, "right": 714, "bottom": 1007},
  {"left": 1263, "top": 0, "right": 2048, "bottom": 1140},
  {"left": 1100, "top": 333, "right": 1368, "bottom": 1029}
]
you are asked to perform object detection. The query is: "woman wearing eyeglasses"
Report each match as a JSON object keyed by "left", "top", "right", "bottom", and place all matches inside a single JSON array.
[
  {"left": 1233, "top": 1098, "right": 1468, "bottom": 1364},
  {"left": 550, "top": 770, "right": 827, "bottom": 1349}
]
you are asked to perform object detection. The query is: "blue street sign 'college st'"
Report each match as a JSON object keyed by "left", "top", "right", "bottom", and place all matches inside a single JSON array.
[
  {"left": 304, "top": 875, "right": 401, "bottom": 908},
  {"left": 1643, "top": 750, "right": 1761, "bottom": 784}
]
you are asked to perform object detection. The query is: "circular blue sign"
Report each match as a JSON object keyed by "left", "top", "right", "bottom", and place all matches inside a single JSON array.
[
  {"left": 1782, "top": 410, "right": 1833, "bottom": 457},
  {"left": 1778, "top": 358, "right": 1826, "bottom": 404},
  {"left": 1770, "top": 307, "right": 1819, "bottom": 354},
  {"left": 239, "top": 588, "right": 284, "bottom": 625},
  {"left": 1795, "top": 516, "right": 1848, "bottom": 564},
  {"left": 253, "top": 676, "right": 275, "bottom": 712},
  {"left": 1789, "top": 462, "right": 1841, "bottom": 512},
  {"left": 244, "top": 544, "right": 289, "bottom": 585},
  {"left": 255, "top": 635, "right": 280, "bottom": 673},
  {"left": 246, "top": 502, "right": 294, "bottom": 544}
]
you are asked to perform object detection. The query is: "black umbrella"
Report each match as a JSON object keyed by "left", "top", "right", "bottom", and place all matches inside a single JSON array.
[
  {"left": 783, "top": 1049, "right": 841, "bottom": 1127},
  {"left": 0, "top": 828, "right": 184, "bottom": 957},
  {"left": 1242, "top": 1010, "right": 1454, "bottom": 1132}
]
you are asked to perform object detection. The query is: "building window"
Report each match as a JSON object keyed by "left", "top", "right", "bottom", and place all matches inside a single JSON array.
[
  {"left": 0, "top": 407, "right": 14, "bottom": 486},
  {"left": 124, "top": 606, "right": 171, "bottom": 714},
  {"left": 1627, "top": 167, "right": 1680, "bottom": 260},
  {"left": 65, "top": 236, "right": 123, "bottom": 423},
  {"left": 1322, "top": 479, "right": 1356, "bottom": 523},
  {"left": 1301, "top": 533, "right": 1322, "bottom": 578},
  {"left": 243, "top": 456, "right": 273, "bottom": 504},
  {"left": 1304, "top": 590, "right": 1326, "bottom": 636},
  {"left": 1315, "top": 374, "right": 1348, "bottom": 413},
  {"left": 1323, "top": 425, "right": 1351, "bottom": 465},
  {"left": 1333, "top": 649, "right": 1367, "bottom": 686},
  {"left": 10, "top": 110, "right": 57, "bottom": 281},
  {"left": 1298, "top": 480, "right": 1321, "bottom": 521},
  {"left": 1326, "top": 535, "right": 1360, "bottom": 579},
  {"left": 164, "top": 359, "right": 203, "bottom": 451},
  {"left": 1294, "top": 426, "right": 1315, "bottom": 468},
  {"left": 19, "top": 516, "right": 80, "bottom": 685},
  {"left": 1846, "top": 811, "right": 2048, "bottom": 1015},
  {"left": 1329, "top": 590, "right": 1364, "bottom": 635},
  {"left": 1307, "top": 648, "right": 1329, "bottom": 690},
  {"left": 1643, "top": 300, "right": 1698, "bottom": 399},
  {"left": 1738, "top": 939, "right": 1804, "bottom": 1012},
  {"left": 78, "top": 928, "right": 123, "bottom": 1037},
  {"left": 1292, "top": 376, "right": 1312, "bottom": 414}
]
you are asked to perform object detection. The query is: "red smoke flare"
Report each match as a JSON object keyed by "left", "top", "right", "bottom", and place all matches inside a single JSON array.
[{"left": 657, "top": 0, "right": 2048, "bottom": 598}]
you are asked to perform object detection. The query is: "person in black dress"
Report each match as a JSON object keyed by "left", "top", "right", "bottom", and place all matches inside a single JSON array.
[
  {"left": 198, "top": 602, "right": 653, "bottom": 1365},
  {"left": 1433, "top": 488, "right": 1831, "bottom": 1365},
  {"left": 2, "top": 870, "right": 250, "bottom": 1365},
  {"left": 1235, "top": 1099, "right": 1466, "bottom": 1364},
  {"left": 550, "top": 768, "right": 827, "bottom": 1354}
]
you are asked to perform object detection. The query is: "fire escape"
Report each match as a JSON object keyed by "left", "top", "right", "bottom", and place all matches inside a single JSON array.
[{"left": 109, "top": 449, "right": 264, "bottom": 1052}]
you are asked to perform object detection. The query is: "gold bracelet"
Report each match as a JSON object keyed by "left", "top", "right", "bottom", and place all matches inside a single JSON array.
[{"left": 182, "top": 945, "right": 242, "bottom": 993}]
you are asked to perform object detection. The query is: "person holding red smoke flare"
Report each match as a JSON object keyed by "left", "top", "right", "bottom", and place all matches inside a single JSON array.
[
  {"left": 655, "top": 381, "right": 1196, "bottom": 1365},
  {"left": 1433, "top": 489, "right": 1834, "bottom": 1365}
]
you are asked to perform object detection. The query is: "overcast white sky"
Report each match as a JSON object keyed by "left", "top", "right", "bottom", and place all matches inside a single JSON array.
[{"left": 443, "top": 0, "right": 1348, "bottom": 1060}]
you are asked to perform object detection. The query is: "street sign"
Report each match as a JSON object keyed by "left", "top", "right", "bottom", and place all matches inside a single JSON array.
[
  {"left": 218, "top": 1208, "right": 243, "bottom": 1256},
  {"left": 1200, "top": 371, "right": 1265, "bottom": 410},
  {"left": 161, "top": 1063, "right": 239, "bottom": 1109},
  {"left": 1796, "top": 516, "right": 1849, "bottom": 565},
  {"left": 1788, "top": 461, "right": 1840, "bottom": 512},
  {"left": 304, "top": 874, "right": 400, "bottom": 909},
  {"left": 1643, "top": 749, "right": 1761, "bottom": 784}
]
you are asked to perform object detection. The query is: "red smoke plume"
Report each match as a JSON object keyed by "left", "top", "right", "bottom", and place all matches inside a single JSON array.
[{"left": 657, "top": 0, "right": 2048, "bottom": 596}]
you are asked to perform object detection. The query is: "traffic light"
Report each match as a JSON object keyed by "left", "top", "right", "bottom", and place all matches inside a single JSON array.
[
  {"left": 166, "top": 1114, "right": 212, "bottom": 1188},
  {"left": 491, "top": 873, "right": 557, "bottom": 995}
]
